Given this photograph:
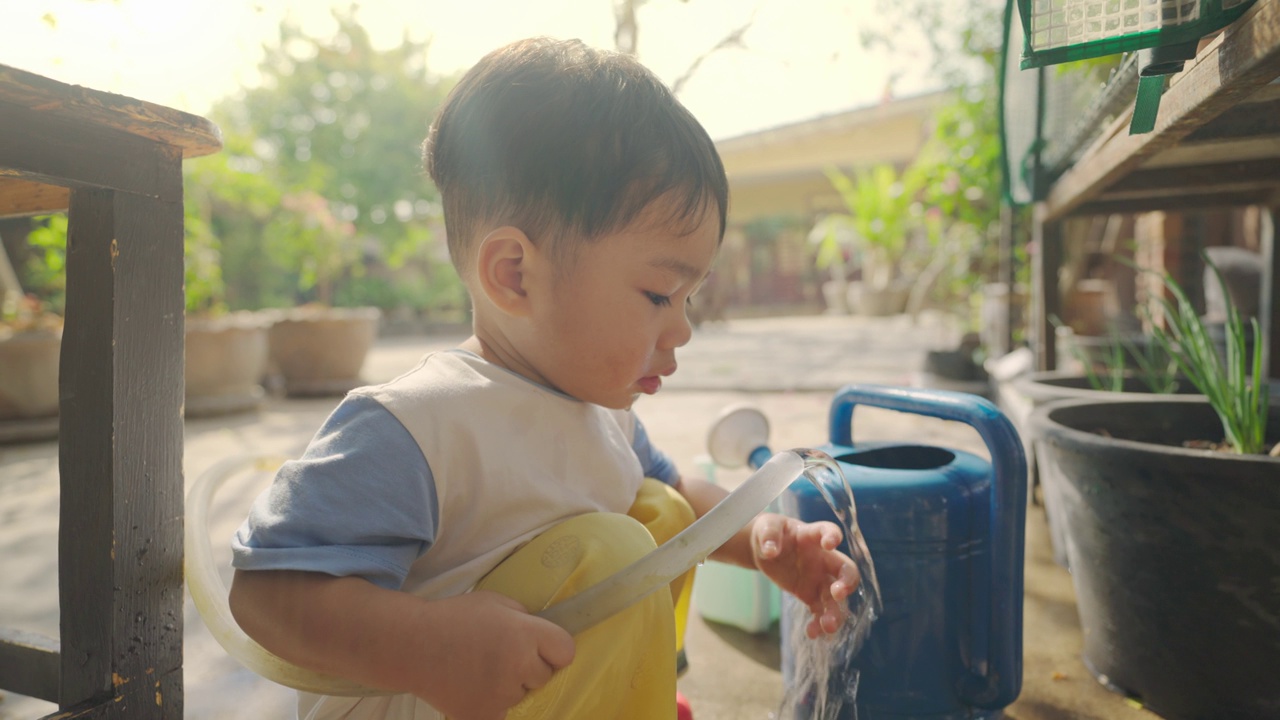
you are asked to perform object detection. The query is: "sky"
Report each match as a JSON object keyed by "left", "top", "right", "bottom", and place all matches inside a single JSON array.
[{"left": 0, "top": 0, "right": 941, "bottom": 140}]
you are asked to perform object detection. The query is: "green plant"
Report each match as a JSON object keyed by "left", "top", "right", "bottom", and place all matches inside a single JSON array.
[
  {"left": 23, "top": 214, "right": 67, "bottom": 317},
  {"left": 1117, "top": 332, "right": 1179, "bottom": 395},
  {"left": 1144, "top": 258, "right": 1270, "bottom": 455},
  {"left": 266, "top": 190, "right": 363, "bottom": 306},
  {"left": 1050, "top": 315, "right": 1179, "bottom": 394},
  {"left": 816, "top": 164, "right": 923, "bottom": 292}
]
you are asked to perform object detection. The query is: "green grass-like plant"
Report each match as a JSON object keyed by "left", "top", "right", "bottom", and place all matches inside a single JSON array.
[
  {"left": 1144, "top": 258, "right": 1270, "bottom": 455},
  {"left": 1049, "top": 316, "right": 1179, "bottom": 394}
]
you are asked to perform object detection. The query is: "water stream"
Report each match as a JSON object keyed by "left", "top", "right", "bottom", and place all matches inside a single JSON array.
[{"left": 777, "top": 449, "right": 882, "bottom": 720}]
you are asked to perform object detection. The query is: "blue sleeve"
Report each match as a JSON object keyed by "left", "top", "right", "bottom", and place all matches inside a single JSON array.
[
  {"left": 632, "top": 416, "right": 679, "bottom": 485},
  {"left": 231, "top": 394, "right": 438, "bottom": 591}
]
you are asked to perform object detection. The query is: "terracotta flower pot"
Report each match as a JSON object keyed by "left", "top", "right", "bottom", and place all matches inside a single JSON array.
[
  {"left": 185, "top": 312, "right": 271, "bottom": 418},
  {"left": 0, "top": 328, "right": 61, "bottom": 443},
  {"left": 267, "top": 306, "right": 381, "bottom": 397}
]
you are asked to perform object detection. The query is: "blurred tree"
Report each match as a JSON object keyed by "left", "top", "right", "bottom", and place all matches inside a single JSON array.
[
  {"left": 192, "top": 7, "right": 463, "bottom": 315},
  {"left": 857, "top": 0, "right": 1007, "bottom": 321},
  {"left": 613, "top": 0, "right": 756, "bottom": 96},
  {"left": 219, "top": 8, "right": 449, "bottom": 252}
]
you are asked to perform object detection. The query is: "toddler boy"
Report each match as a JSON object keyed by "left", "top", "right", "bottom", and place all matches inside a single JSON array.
[{"left": 230, "top": 36, "right": 859, "bottom": 720}]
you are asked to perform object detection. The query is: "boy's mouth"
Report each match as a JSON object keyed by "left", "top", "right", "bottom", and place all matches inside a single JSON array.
[{"left": 637, "top": 365, "right": 675, "bottom": 395}]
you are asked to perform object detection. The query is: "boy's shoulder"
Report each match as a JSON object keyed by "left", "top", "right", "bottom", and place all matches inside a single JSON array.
[
  {"left": 351, "top": 349, "right": 490, "bottom": 405},
  {"left": 349, "top": 349, "right": 638, "bottom": 439}
]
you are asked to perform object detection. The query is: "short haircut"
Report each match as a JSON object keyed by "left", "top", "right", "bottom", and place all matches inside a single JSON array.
[{"left": 424, "top": 37, "right": 729, "bottom": 276}]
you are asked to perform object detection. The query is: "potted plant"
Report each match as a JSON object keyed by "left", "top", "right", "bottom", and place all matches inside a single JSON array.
[
  {"left": 1004, "top": 318, "right": 1196, "bottom": 566},
  {"left": 182, "top": 191, "right": 272, "bottom": 418},
  {"left": 1028, "top": 260, "right": 1278, "bottom": 719},
  {"left": 0, "top": 215, "right": 65, "bottom": 443},
  {"left": 810, "top": 164, "right": 920, "bottom": 316},
  {"left": 263, "top": 190, "right": 380, "bottom": 397}
]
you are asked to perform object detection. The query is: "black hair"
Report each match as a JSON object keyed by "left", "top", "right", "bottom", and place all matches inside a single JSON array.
[{"left": 424, "top": 37, "right": 728, "bottom": 274}]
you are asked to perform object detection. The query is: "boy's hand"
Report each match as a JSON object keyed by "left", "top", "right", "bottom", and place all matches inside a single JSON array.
[
  {"left": 749, "top": 514, "right": 862, "bottom": 638},
  {"left": 418, "top": 590, "right": 575, "bottom": 720}
]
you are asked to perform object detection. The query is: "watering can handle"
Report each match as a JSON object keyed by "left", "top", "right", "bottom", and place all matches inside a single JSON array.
[{"left": 828, "top": 383, "right": 1027, "bottom": 709}]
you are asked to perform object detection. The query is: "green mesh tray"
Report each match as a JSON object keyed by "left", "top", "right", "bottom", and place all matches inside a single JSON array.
[{"left": 1019, "top": 0, "right": 1256, "bottom": 68}]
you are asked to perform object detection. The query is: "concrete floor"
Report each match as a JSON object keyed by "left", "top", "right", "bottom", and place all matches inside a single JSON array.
[{"left": 0, "top": 313, "right": 1158, "bottom": 719}]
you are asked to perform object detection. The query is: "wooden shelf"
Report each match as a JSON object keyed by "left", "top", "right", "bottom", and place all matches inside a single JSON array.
[{"left": 1044, "top": 0, "right": 1280, "bottom": 221}]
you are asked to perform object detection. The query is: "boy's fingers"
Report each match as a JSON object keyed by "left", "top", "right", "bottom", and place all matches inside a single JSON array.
[
  {"left": 753, "top": 514, "right": 786, "bottom": 559},
  {"left": 822, "top": 523, "right": 844, "bottom": 549},
  {"left": 535, "top": 623, "right": 576, "bottom": 670}
]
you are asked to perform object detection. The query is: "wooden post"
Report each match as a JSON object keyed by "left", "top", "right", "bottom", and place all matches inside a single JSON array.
[
  {"left": 58, "top": 170, "right": 185, "bottom": 717},
  {"left": 995, "top": 202, "right": 1016, "bottom": 356},
  {"left": 1262, "top": 205, "right": 1277, "bottom": 380},
  {"left": 1033, "top": 204, "right": 1063, "bottom": 371},
  {"left": 1, "top": 62, "right": 218, "bottom": 720}
]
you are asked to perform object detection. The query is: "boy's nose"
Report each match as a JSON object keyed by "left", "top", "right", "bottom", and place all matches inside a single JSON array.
[{"left": 663, "top": 307, "right": 694, "bottom": 350}]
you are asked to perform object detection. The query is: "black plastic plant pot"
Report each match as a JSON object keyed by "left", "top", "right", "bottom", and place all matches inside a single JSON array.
[
  {"left": 1011, "top": 371, "right": 1203, "bottom": 569},
  {"left": 1030, "top": 397, "right": 1280, "bottom": 720}
]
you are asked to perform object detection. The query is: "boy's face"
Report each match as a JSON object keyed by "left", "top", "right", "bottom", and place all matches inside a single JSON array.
[{"left": 526, "top": 202, "right": 720, "bottom": 410}]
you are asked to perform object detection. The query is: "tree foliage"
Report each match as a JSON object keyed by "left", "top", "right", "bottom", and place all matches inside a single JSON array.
[
  {"left": 185, "top": 7, "right": 463, "bottom": 316},
  {"left": 856, "top": 0, "right": 1008, "bottom": 319}
]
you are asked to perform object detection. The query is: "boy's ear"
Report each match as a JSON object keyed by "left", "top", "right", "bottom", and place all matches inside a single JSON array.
[{"left": 474, "top": 226, "right": 536, "bottom": 317}]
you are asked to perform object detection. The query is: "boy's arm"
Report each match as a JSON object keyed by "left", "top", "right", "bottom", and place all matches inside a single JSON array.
[
  {"left": 229, "top": 569, "right": 573, "bottom": 720},
  {"left": 670, "top": 475, "right": 755, "bottom": 567}
]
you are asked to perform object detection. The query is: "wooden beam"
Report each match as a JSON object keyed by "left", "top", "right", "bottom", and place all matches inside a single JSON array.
[
  {"left": 1108, "top": 159, "right": 1280, "bottom": 196},
  {"left": 1140, "top": 136, "right": 1280, "bottom": 168},
  {"left": 1072, "top": 189, "right": 1277, "bottom": 216},
  {"left": 1263, "top": 206, "right": 1278, "bottom": 379},
  {"left": 0, "top": 628, "right": 60, "bottom": 703},
  {"left": 1183, "top": 99, "right": 1280, "bottom": 142},
  {"left": 0, "top": 102, "right": 183, "bottom": 201},
  {"left": 1033, "top": 205, "right": 1062, "bottom": 371},
  {"left": 0, "top": 65, "right": 221, "bottom": 158},
  {"left": 0, "top": 176, "right": 69, "bottom": 217},
  {"left": 1044, "top": 0, "right": 1280, "bottom": 220}
]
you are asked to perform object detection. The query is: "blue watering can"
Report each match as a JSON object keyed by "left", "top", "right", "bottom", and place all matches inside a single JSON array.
[{"left": 707, "top": 384, "right": 1027, "bottom": 720}]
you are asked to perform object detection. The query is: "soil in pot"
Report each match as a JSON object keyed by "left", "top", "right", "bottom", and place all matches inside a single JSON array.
[{"left": 1032, "top": 398, "right": 1280, "bottom": 720}]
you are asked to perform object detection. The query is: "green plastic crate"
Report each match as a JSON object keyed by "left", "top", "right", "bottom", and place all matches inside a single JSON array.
[{"left": 1018, "top": 0, "right": 1256, "bottom": 69}]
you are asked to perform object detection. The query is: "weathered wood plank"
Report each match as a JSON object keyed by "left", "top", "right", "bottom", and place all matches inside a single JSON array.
[
  {"left": 0, "top": 176, "right": 70, "bottom": 217},
  {"left": 1139, "top": 136, "right": 1280, "bottom": 168},
  {"left": 59, "top": 180, "right": 185, "bottom": 717},
  {"left": 1107, "top": 158, "right": 1280, "bottom": 196},
  {"left": 1044, "top": 0, "right": 1280, "bottom": 220},
  {"left": 1264, "top": 206, "right": 1278, "bottom": 379},
  {"left": 59, "top": 187, "right": 116, "bottom": 709},
  {"left": 1034, "top": 206, "right": 1062, "bottom": 371},
  {"left": 37, "top": 670, "right": 181, "bottom": 720},
  {"left": 0, "top": 64, "right": 221, "bottom": 158},
  {"left": 1183, "top": 99, "right": 1280, "bottom": 142},
  {"left": 0, "top": 627, "right": 60, "bottom": 703},
  {"left": 1071, "top": 189, "right": 1276, "bottom": 216},
  {"left": 0, "top": 101, "right": 182, "bottom": 202}
]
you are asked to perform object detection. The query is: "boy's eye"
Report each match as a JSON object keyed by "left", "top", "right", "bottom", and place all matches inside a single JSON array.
[{"left": 644, "top": 291, "right": 672, "bottom": 307}]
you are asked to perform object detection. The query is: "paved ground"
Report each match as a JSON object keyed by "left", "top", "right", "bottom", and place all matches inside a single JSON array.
[{"left": 0, "top": 312, "right": 1155, "bottom": 719}]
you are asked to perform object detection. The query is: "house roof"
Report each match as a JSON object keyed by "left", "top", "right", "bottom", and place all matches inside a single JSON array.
[
  {"left": 715, "top": 90, "right": 949, "bottom": 151},
  {"left": 714, "top": 90, "right": 950, "bottom": 185}
]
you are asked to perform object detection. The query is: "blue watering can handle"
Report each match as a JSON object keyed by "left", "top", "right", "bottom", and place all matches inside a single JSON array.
[{"left": 828, "top": 383, "right": 1027, "bottom": 709}]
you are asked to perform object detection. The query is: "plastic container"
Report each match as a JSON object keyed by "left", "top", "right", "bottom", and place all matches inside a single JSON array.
[
  {"left": 689, "top": 452, "right": 781, "bottom": 634},
  {"left": 692, "top": 560, "right": 780, "bottom": 633}
]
